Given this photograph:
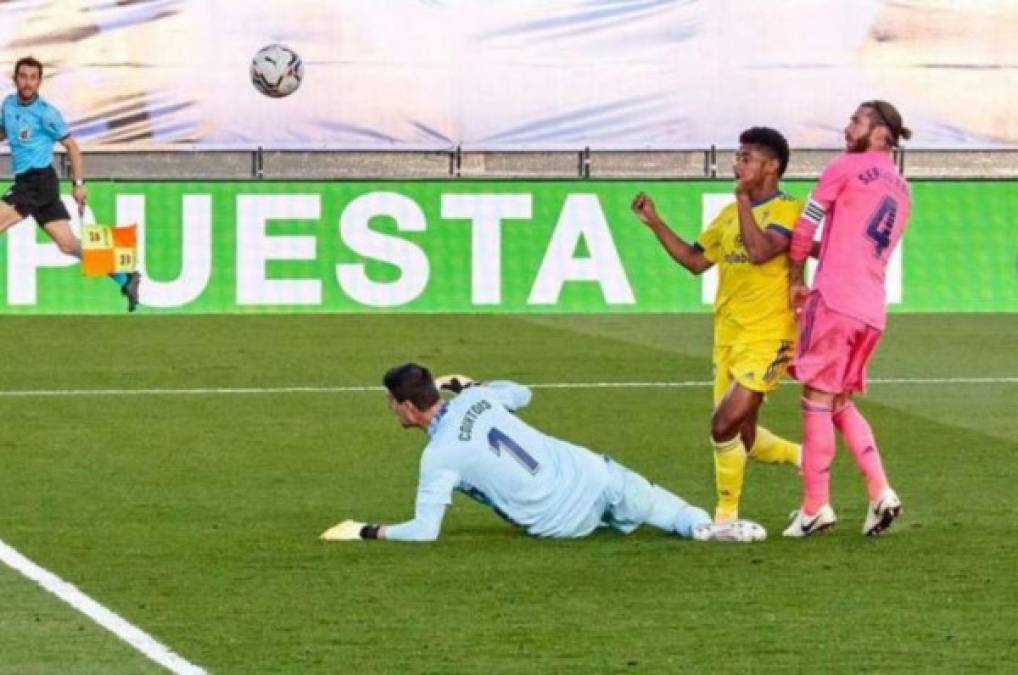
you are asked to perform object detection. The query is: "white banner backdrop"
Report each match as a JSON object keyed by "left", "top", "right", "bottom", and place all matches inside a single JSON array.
[{"left": 1, "top": 0, "right": 1015, "bottom": 149}]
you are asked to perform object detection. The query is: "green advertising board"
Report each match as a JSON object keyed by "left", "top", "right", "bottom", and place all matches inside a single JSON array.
[{"left": 0, "top": 180, "right": 1014, "bottom": 314}]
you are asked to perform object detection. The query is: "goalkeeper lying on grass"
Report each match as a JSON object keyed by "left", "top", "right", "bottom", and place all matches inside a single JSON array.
[{"left": 321, "top": 363, "right": 766, "bottom": 544}]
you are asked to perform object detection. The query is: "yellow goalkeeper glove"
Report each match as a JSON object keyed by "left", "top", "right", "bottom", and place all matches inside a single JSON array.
[{"left": 320, "top": 520, "right": 369, "bottom": 541}]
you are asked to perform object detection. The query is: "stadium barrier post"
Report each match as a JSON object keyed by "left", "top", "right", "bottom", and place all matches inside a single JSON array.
[{"left": 253, "top": 146, "right": 264, "bottom": 179}]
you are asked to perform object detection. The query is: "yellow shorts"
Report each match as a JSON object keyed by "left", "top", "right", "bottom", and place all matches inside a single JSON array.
[{"left": 712, "top": 339, "right": 795, "bottom": 404}]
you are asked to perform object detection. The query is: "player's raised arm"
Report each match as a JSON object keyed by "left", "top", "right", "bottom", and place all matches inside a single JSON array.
[
  {"left": 631, "top": 192, "right": 712, "bottom": 275},
  {"left": 734, "top": 188, "right": 791, "bottom": 264},
  {"left": 485, "top": 380, "right": 532, "bottom": 411},
  {"left": 436, "top": 374, "right": 533, "bottom": 412},
  {"left": 435, "top": 373, "right": 475, "bottom": 394}
]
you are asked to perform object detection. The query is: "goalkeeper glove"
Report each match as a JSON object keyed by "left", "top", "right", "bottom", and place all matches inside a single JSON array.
[
  {"left": 434, "top": 374, "right": 475, "bottom": 394},
  {"left": 320, "top": 520, "right": 381, "bottom": 541}
]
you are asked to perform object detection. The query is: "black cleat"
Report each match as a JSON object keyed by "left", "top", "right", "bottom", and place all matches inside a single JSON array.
[{"left": 121, "top": 272, "right": 141, "bottom": 312}]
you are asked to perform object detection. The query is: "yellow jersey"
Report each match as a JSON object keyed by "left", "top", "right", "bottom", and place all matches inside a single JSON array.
[{"left": 696, "top": 192, "right": 804, "bottom": 347}]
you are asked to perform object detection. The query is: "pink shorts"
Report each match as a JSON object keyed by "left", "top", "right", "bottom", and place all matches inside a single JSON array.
[{"left": 790, "top": 292, "right": 882, "bottom": 395}]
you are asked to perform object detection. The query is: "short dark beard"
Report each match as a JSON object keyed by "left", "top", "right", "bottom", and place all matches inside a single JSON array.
[{"left": 848, "top": 134, "right": 871, "bottom": 153}]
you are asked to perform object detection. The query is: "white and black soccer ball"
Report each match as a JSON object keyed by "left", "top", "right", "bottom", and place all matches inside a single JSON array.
[{"left": 250, "top": 44, "right": 303, "bottom": 98}]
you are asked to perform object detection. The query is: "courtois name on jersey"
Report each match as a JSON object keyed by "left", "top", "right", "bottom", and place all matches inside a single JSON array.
[{"left": 417, "top": 381, "right": 611, "bottom": 538}]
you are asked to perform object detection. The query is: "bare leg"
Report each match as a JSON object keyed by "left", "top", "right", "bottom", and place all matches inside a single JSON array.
[
  {"left": 711, "top": 383, "right": 764, "bottom": 445},
  {"left": 0, "top": 203, "right": 27, "bottom": 235},
  {"left": 41, "top": 219, "right": 83, "bottom": 258}
]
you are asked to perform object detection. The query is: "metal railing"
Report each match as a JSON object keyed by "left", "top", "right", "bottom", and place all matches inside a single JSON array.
[{"left": 1, "top": 147, "right": 1016, "bottom": 180}]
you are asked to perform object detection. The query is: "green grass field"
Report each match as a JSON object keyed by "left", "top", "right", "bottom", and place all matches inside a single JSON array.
[{"left": 1, "top": 314, "right": 1016, "bottom": 674}]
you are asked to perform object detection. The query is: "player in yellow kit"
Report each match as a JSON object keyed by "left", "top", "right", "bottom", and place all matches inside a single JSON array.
[{"left": 632, "top": 127, "right": 804, "bottom": 523}]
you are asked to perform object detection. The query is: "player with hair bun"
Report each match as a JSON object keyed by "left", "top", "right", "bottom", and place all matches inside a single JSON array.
[{"left": 784, "top": 100, "right": 912, "bottom": 538}]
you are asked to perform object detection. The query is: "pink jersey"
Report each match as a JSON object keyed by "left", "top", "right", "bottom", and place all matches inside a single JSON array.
[{"left": 792, "top": 151, "right": 911, "bottom": 330}]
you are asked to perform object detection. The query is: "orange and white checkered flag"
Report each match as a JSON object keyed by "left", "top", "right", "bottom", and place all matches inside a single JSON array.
[{"left": 81, "top": 224, "right": 137, "bottom": 277}]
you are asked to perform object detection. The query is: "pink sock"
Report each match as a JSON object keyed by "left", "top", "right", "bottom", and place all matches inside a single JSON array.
[
  {"left": 801, "top": 398, "right": 836, "bottom": 515},
  {"left": 833, "top": 402, "right": 889, "bottom": 501}
]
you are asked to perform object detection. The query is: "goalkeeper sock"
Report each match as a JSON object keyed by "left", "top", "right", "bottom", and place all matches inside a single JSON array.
[
  {"left": 712, "top": 435, "right": 747, "bottom": 523},
  {"left": 646, "top": 485, "right": 711, "bottom": 538},
  {"left": 748, "top": 426, "right": 801, "bottom": 467},
  {"left": 833, "top": 402, "right": 889, "bottom": 501}
]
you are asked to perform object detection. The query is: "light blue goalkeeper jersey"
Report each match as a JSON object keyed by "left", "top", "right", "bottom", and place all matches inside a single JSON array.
[{"left": 386, "top": 381, "right": 611, "bottom": 540}]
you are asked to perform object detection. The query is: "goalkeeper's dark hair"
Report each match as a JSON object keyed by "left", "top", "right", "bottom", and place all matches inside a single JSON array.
[
  {"left": 383, "top": 362, "right": 440, "bottom": 411},
  {"left": 13, "top": 56, "right": 43, "bottom": 79},
  {"left": 739, "top": 126, "right": 790, "bottom": 177}
]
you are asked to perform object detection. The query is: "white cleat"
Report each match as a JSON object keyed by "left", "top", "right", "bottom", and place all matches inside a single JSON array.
[
  {"left": 692, "top": 519, "right": 767, "bottom": 543},
  {"left": 862, "top": 488, "right": 902, "bottom": 536},
  {"left": 782, "top": 504, "right": 837, "bottom": 538}
]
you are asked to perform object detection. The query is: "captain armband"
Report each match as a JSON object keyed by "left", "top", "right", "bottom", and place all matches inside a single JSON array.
[
  {"left": 789, "top": 196, "right": 825, "bottom": 263},
  {"left": 801, "top": 197, "right": 826, "bottom": 227}
]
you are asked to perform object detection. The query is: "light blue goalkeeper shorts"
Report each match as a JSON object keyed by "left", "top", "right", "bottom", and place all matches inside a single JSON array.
[{"left": 598, "top": 456, "right": 656, "bottom": 534}]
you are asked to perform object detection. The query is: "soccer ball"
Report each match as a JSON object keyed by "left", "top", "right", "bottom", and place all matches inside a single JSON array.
[{"left": 250, "top": 44, "right": 303, "bottom": 98}]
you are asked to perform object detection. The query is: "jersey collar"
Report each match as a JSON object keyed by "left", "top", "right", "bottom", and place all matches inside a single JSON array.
[
  {"left": 750, "top": 191, "right": 782, "bottom": 208},
  {"left": 16, "top": 94, "right": 39, "bottom": 107},
  {"left": 867, "top": 150, "right": 896, "bottom": 165},
  {"left": 428, "top": 401, "right": 449, "bottom": 438}
]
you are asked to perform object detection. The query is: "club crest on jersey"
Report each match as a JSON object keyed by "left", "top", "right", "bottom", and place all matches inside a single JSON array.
[{"left": 18, "top": 127, "right": 30, "bottom": 141}]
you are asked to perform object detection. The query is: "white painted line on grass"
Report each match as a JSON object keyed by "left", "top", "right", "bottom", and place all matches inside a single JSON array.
[
  {"left": 0, "top": 377, "right": 1015, "bottom": 397},
  {"left": 534, "top": 377, "right": 1018, "bottom": 388},
  {"left": 0, "top": 386, "right": 376, "bottom": 397},
  {"left": 0, "top": 539, "right": 207, "bottom": 675}
]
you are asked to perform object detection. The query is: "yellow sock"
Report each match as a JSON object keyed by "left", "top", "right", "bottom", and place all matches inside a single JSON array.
[
  {"left": 712, "top": 436, "right": 747, "bottom": 523},
  {"left": 748, "top": 426, "right": 801, "bottom": 467}
]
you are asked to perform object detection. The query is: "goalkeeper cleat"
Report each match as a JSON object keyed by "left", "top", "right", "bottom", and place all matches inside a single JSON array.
[
  {"left": 121, "top": 272, "right": 141, "bottom": 312},
  {"left": 862, "top": 487, "right": 902, "bottom": 536},
  {"left": 782, "top": 504, "right": 836, "bottom": 538},
  {"left": 692, "top": 519, "right": 767, "bottom": 543},
  {"left": 435, "top": 374, "right": 475, "bottom": 394}
]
